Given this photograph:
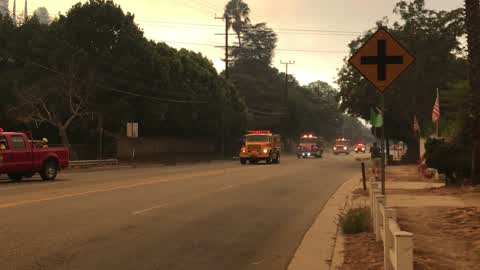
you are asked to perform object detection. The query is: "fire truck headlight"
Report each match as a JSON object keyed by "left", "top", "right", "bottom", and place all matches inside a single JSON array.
[
  {"left": 263, "top": 148, "right": 268, "bottom": 154},
  {"left": 333, "top": 147, "right": 337, "bottom": 150},
  {"left": 241, "top": 148, "right": 246, "bottom": 153},
  {"left": 344, "top": 146, "right": 347, "bottom": 150}
]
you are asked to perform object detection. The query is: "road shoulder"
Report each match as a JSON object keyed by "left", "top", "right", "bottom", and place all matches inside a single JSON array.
[{"left": 287, "top": 175, "right": 360, "bottom": 270}]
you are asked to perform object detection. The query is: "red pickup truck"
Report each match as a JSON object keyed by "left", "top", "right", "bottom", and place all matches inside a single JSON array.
[{"left": 0, "top": 132, "right": 69, "bottom": 181}]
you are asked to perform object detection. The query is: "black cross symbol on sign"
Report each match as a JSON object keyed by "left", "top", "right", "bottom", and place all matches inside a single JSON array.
[{"left": 360, "top": 40, "right": 403, "bottom": 81}]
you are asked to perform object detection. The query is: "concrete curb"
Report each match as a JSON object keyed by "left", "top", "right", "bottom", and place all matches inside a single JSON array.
[{"left": 287, "top": 176, "right": 360, "bottom": 270}]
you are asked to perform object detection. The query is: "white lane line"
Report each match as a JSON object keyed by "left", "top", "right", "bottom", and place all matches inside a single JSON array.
[
  {"left": 215, "top": 184, "right": 235, "bottom": 192},
  {"left": 131, "top": 173, "right": 285, "bottom": 216},
  {"left": 251, "top": 259, "right": 264, "bottom": 265},
  {"left": 132, "top": 203, "right": 170, "bottom": 215}
]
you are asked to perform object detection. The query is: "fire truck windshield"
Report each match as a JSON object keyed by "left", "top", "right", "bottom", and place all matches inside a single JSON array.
[
  {"left": 246, "top": 135, "right": 269, "bottom": 142},
  {"left": 300, "top": 138, "right": 317, "bottom": 144}
]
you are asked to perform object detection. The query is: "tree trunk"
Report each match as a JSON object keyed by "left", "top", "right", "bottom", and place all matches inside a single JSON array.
[
  {"left": 404, "top": 138, "right": 420, "bottom": 164},
  {"left": 472, "top": 140, "right": 480, "bottom": 184},
  {"left": 465, "top": 0, "right": 480, "bottom": 183},
  {"left": 97, "top": 115, "right": 104, "bottom": 160},
  {"left": 59, "top": 127, "right": 78, "bottom": 160},
  {"left": 237, "top": 32, "right": 242, "bottom": 48},
  {"left": 386, "top": 138, "right": 391, "bottom": 165}
]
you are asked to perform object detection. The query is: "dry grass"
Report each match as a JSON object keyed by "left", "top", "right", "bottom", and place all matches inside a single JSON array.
[{"left": 339, "top": 232, "right": 384, "bottom": 270}]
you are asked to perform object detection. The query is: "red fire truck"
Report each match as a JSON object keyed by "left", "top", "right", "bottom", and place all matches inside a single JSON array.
[{"left": 296, "top": 134, "right": 325, "bottom": 158}]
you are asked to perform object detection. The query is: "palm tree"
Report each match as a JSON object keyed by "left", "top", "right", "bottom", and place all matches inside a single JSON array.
[
  {"left": 465, "top": 0, "right": 480, "bottom": 180},
  {"left": 224, "top": 0, "right": 251, "bottom": 47}
]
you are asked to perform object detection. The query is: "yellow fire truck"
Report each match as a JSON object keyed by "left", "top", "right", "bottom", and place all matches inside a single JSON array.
[{"left": 239, "top": 130, "right": 281, "bottom": 165}]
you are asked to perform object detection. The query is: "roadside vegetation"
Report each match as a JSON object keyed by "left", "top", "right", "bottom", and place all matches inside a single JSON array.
[
  {"left": 0, "top": 0, "right": 372, "bottom": 159},
  {"left": 338, "top": 206, "right": 371, "bottom": 235}
]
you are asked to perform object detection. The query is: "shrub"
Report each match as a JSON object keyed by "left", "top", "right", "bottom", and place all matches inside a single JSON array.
[
  {"left": 425, "top": 138, "right": 471, "bottom": 185},
  {"left": 338, "top": 207, "right": 371, "bottom": 234}
]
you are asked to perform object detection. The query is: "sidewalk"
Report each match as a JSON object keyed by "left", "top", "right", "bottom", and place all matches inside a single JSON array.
[
  {"left": 337, "top": 165, "right": 480, "bottom": 270},
  {"left": 287, "top": 175, "right": 363, "bottom": 270}
]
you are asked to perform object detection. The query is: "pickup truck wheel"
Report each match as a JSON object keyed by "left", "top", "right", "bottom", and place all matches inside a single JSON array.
[
  {"left": 8, "top": 174, "right": 23, "bottom": 181},
  {"left": 41, "top": 161, "right": 58, "bottom": 181}
]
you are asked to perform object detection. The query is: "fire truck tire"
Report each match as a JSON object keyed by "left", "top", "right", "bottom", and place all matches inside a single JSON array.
[
  {"left": 266, "top": 155, "right": 273, "bottom": 164},
  {"left": 240, "top": 159, "right": 247, "bottom": 165},
  {"left": 273, "top": 153, "right": 280, "bottom": 164}
]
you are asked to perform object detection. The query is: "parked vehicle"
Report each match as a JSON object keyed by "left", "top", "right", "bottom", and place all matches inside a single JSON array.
[
  {"left": 0, "top": 132, "right": 69, "bottom": 181},
  {"left": 297, "top": 134, "right": 325, "bottom": 158},
  {"left": 239, "top": 130, "right": 281, "bottom": 164}
]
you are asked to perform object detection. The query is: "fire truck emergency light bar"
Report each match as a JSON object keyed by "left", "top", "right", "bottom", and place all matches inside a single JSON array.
[{"left": 248, "top": 130, "right": 271, "bottom": 134}]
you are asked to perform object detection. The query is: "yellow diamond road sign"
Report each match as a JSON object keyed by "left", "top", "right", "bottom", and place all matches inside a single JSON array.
[{"left": 349, "top": 28, "right": 415, "bottom": 93}]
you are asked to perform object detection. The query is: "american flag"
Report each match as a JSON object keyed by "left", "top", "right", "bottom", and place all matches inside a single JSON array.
[
  {"left": 432, "top": 89, "right": 440, "bottom": 123},
  {"left": 413, "top": 115, "right": 420, "bottom": 134}
]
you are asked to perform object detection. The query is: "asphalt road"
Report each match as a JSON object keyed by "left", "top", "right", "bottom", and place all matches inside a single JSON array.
[{"left": 0, "top": 153, "right": 362, "bottom": 270}]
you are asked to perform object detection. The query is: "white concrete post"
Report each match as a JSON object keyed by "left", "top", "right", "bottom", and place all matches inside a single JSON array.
[
  {"left": 384, "top": 208, "right": 397, "bottom": 270},
  {"left": 394, "top": 232, "right": 414, "bottom": 270},
  {"left": 370, "top": 182, "right": 379, "bottom": 219},
  {"left": 374, "top": 195, "right": 385, "bottom": 242},
  {"left": 371, "top": 188, "right": 380, "bottom": 237}
]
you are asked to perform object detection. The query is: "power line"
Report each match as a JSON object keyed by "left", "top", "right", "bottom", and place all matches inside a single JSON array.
[
  {"left": 247, "top": 108, "right": 287, "bottom": 116},
  {"left": 97, "top": 84, "right": 208, "bottom": 104},
  {"left": 155, "top": 40, "right": 349, "bottom": 54},
  {"left": 135, "top": 20, "right": 362, "bottom": 35},
  {"left": 2, "top": 52, "right": 209, "bottom": 104}
]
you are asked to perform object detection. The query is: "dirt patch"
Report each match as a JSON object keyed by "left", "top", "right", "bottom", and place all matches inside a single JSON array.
[
  {"left": 352, "top": 188, "right": 369, "bottom": 197},
  {"left": 386, "top": 165, "right": 442, "bottom": 183},
  {"left": 387, "top": 186, "right": 479, "bottom": 196},
  {"left": 339, "top": 232, "right": 383, "bottom": 270},
  {"left": 397, "top": 207, "right": 480, "bottom": 270}
]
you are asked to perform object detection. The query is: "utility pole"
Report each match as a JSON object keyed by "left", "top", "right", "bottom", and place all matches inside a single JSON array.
[
  {"left": 12, "top": 0, "right": 16, "bottom": 26},
  {"left": 23, "top": 0, "right": 27, "bottom": 22},
  {"left": 214, "top": 14, "right": 233, "bottom": 158},
  {"left": 215, "top": 14, "right": 232, "bottom": 79},
  {"left": 280, "top": 60, "right": 295, "bottom": 105}
]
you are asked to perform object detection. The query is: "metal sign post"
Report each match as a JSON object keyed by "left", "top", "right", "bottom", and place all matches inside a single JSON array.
[
  {"left": 127, "top": 122, "right": 139, "bottom": 161},
  {"left": 349, "top": 28, "right": 415, "bottom": 195}
]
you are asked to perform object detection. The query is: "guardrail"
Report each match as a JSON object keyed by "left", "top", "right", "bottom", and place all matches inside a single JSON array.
[
  {"left": 69, "top": 159, "right": 119, "bottom": 168},
  {"left": 370, "top": 180, "right": 414, "bottom": 270}
]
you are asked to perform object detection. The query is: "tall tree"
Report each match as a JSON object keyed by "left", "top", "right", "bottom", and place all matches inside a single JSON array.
[
  {"left": 224, "top": 0, "right": 250, "bottom": 47},
  {"left": 33, "top": 7, "right": 50, "bottom": 24},
  {"left": 231, "top": 23, "right": 277, "bottom": 65},
  {"left": 337, "top": 0, "right": 465, "bottom": 161},
  {"left": 465, "top": 0, "right": 480, "bottom": 179}
]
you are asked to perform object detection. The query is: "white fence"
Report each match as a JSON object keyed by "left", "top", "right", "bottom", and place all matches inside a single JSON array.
[{"left": 369, "top": 181, "right": 414, "bottom": 270}]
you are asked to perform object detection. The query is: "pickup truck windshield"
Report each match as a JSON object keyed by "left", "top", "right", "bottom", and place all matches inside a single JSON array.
[{"left": 246, "top": 135, "right": 269, "bottom": 142}]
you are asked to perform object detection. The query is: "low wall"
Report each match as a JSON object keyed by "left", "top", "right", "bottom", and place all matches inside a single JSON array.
[{"left": 117, "top": 137, "right": 217, "bottom": 161}]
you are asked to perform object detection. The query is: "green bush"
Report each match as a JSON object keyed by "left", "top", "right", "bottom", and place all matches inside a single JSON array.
[
  {"left": 425, "top": 138, "right": 471, "bottom": 185},
  {"left": 338, "top": 207, "right": 371, "bottom": 234}
]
